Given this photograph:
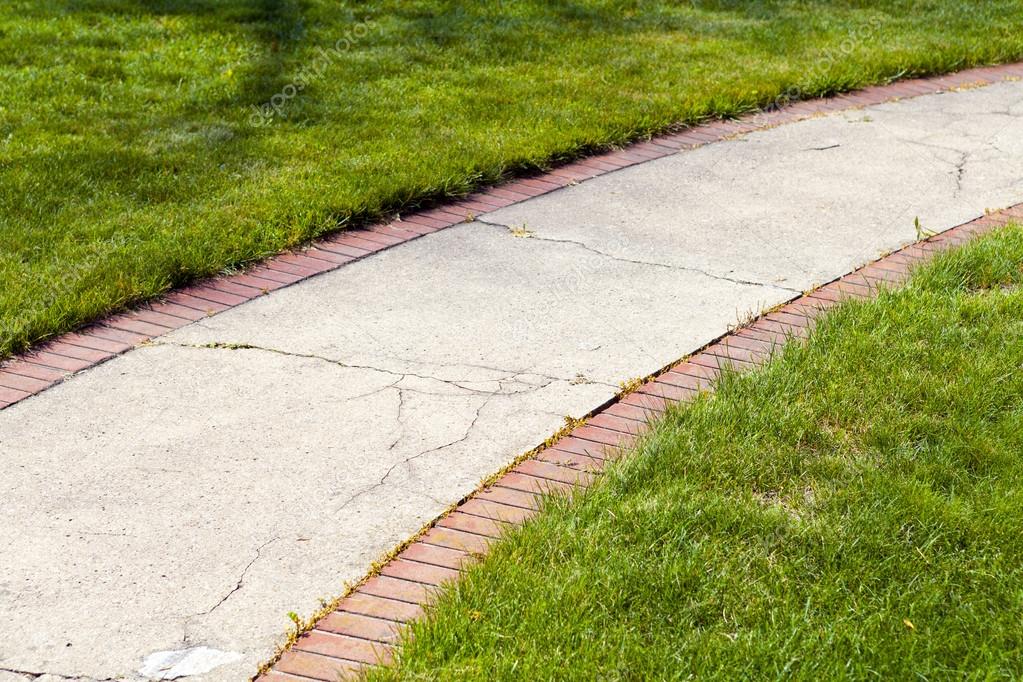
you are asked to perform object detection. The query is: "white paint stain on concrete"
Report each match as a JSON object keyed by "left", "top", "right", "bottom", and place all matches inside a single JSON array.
[{"left": 139, "top": 648, "right": 242, "bottom": 680}]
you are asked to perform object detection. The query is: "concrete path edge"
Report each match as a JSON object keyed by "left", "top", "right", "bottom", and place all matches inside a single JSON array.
[{"left": 2, "top": 61, "right": 1023, "bottom": 410}]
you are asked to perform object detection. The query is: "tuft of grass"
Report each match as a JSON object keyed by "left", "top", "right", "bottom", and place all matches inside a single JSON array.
[
  {"left": 373, "top": 225, "right": 1023, "bottom": 680},
  {"left": 4, "top": 1, "right": 1023, "bottom": 357}
]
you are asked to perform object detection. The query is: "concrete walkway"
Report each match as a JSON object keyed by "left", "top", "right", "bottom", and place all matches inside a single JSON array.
[{"left": 2, "top": 78, "right": 1022, "bottom": 682}]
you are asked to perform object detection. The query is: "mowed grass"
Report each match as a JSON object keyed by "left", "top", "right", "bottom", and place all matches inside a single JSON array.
[
  {"left": 3, "top": 1, "right": 1023, "bottom": 357},
  {"left": 373, "top": 226, "right": 1023, "bottom": 680}
]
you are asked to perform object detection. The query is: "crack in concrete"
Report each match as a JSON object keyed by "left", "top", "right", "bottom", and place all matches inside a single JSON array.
[
  {"left": 198, "top": 537, "right": 278, "bottom": 618},
  {"left": 386, "top": 388, "right": 406, "bottom": 452},
  {"left": 475, "top": 218, "right": 801, "bottom": 293},
  {"left": 0, "top": 668, "right": 121, "bottom": 682},
  {"left": 180, "top": 537, "right": 279, "bottom": 645},
  {"left": 153, "top": 341, "right": 596, "bottom": 394},
  {"left": 952, "top": 150, "right": 969, "bottom": 196},
  {"left": 378, "top": 391, "right": 497, "bottom": 487}
]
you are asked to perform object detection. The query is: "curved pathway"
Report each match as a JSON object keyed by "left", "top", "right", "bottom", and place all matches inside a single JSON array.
[{"left": 1, "top": 65, "right": 1022, "bottom": 681}]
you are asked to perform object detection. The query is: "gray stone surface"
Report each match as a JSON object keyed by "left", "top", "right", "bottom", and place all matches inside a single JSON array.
[
  {"left": 1, "top": 79, "right": 1021, "bottom": 681},
  {"left": 485, "top": 81, "right": 1023, "bottom": 293}
]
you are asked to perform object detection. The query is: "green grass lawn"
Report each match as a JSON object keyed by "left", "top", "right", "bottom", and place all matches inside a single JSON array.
[
  {"left": 374, "top": 225, "right": 1023, "bottom": 680},
  {"left": 3, "top": 2, "right": 1023, "bottom": 358}
]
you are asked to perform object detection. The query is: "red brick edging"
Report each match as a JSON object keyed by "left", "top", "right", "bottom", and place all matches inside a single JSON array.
[
  {"left": 256, "top": 204, "right": 1022, "bottom": 681},
  {"left": 2, "top": 61, "right": 1022, "bottom": 410}
]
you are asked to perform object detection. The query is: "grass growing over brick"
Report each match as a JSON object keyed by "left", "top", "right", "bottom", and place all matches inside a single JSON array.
[
  {"left": 375, "top": 225, "right": 1023, "bottom": 679},
  {"left": 3, "top": 1, "right": 1023, "bottom": 357}
]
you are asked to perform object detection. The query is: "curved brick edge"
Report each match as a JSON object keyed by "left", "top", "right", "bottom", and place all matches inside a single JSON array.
[
  {"left": 2, "top": 60, "right": 1023, "bottom": 412},
  {"left": 255, "top": 204, "right": 1023, "bottom": 681}
]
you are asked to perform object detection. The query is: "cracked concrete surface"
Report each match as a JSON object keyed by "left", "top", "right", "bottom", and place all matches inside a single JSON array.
[{"left": 1, "top": 80, "right": 1022, "bottom": 681}]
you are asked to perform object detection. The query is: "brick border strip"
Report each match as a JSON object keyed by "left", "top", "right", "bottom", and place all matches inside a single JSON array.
[
  {"left": 257, "top": 204, "right": 1023, "bottom": 681},
  {"left": 2, "top": 61, "right": 1023, "bottom": 410}
]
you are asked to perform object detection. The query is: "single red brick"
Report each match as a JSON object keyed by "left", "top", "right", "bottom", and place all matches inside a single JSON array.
[
  {"left": 706, "top": 343, "right": 767, "bottom": 365},
  {"left": 458, "top": 498, "right": 538, "bottom": 524},
  {"left": 129, "top": 308, "right": 190, "bottom": 329},
  {"left": 672, "top": 360, "right": 720, "bottom": 380},
  {"left": 273, "top": 650, "right": 362, "bottom": 681},
  {"left": 0, "top": 385, "right": 31, "bottom": 404},
  {"left": 61, "top": 331, "right": 135, "bottom": 354},
  {"left": 225, "top": 273, "right": 285, "bottom": 293},
  {"left": 804, "top": 285, "right": 844, "bottom": 302},
  {"left": 858, "top": 266, "right": 906, "bottom": 284},
  {"left": 316, "top": 611, "right": 403, "bottom": 643},
  {"left": 0, "top": 358, "right": 68, "bottom": 382},
  {"left": 204, "top": 277, "right": 265, "bottom": 299},
  {"left": 338, "top": 593, "right": 423, "bottom": 623},
  {"left": 263, "top": 258, "right": 330, "bottom": 278},
  {"left": 348, "top": 229, "right": 404, "bottom": 247},
  {"left": 602, "top": 401, "right": 660, "bottom": 424},
  {"left": 618, "top": 147, "right": 662, "bottom": 161},
  {"left": 360, "top": 576, "right": 436, "bottom": 605},
  {"left": 417, "top": 207, "right": 468, "bottom": 224},
  {"left": 636, "top": 379, "right": 694, "bottom": 402},
  {"left": 454, "top": 199, "right": 501, "bottom": 214},
  {"left": 773, "top": 303, "right": 816, "bottom": 320},
  {"left": 518, "top": 176, "right": 568, "bottom": 191},
  {"left": 652, "top": 371, "right": 710, "bottom": 392},
  {"left": 147, "top": 301, "right": 211, "bottom": 322},
  {"left": 544, "top": 165, "right": 597, "bottom": 183},
  {"left": 830, "top": 281, "right": 874, "bottom": 299},
  {"left": 179, "top": 285, "right": 249, "bottom": 307},
  {"left": 839, "top": 272, "right": 877, "bottom": 290},
  {"left": 500, "top": 181, "right": 547, "bottom": 197},
  {"left": 40, "top": 341, "right": 112, "bottom": 364},
  {"left": 587, "top": 412, "right": 648, "bottom": 435},
  {"left": 536, "top": 448, "right": 605, "bottom": 473},
  {"left": 397, "top": 542, "right": 472, "bottom": 571},
  {"left": 163, "top": 291, "right": 232, "bottom": 312},
  {"left": 437, "top": 512, "right": 510, "bottom": 539},
  {"left": 464, "top": 191, "right": 516, "bottom": 208},
  {"left": 715, "top": 335, "right": 777, "bottom": 354},
  {"left": 647, "top": 133, "right": 689, "bottom": 149},
  {"left": 750, "top": 319, "right": 810, "bottom": 337},
  {"left": 620, "top": 391, "right": 670, "bottom": 413},
  {"left": 316, "top": 237, "right": 372, "bottom": 258},
  {"left": 735, "top": 326, "right": 788, "bottom": 347},
  {"left": 642, "top": 136, "right": 684, "bottom": 151},
  {"left": 898, "top": 244, "right": 934, "bottom": 261},
  {"left": 0, "top": 370, "right": 50, "bottom": 394},
  {"left": 497, "top": 472, "right": 577, "bottom": 496},
  {"left": 549, "top": 437, "right": 611, "bottom": 461},
  {"left": 403, "top": 212, "right": 456, "bottom": 229},
  {"left": 420, "top": 526, "right": 492, "bottom": 554},
  {"left": 514, "top": 459, "right": 596, "bottom": 487},
  {"left": 102, "top": 314, "right": 169, "bottom": 337},
  {"left": 380, "top": 558, "right": 460, "bottom": 585},
  {"left": 659, "top": 131, "right": 709, "bottom": 147},
  {"left": 294, "top": 630, "right": 392, "bottom": 665},
  {"left": 487, "top": 187, "right": 532, "bottom": 202},
  {"left": 370, "top": 222, "right": 422, "bottom": 240},
  {"left": 576, "top": 156, "right": 624, "bottom": 172},
  {"left": 475, "top": 485, "right": 542, "bottom": 510},
  {"left": 28, "top": 351, "right": 94, "bottom": 372},
  {"left": 571, "top": 425, "right": 636, "bottom": 448},
  {"left": 690, "top": 352, "right": 751, "bottom": 372},
  {"left": 869, "top": 258, "right": 913, "bottom": 275},
  {"left": 764, "top": 311, "right": 814, "bottom": 328}
]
